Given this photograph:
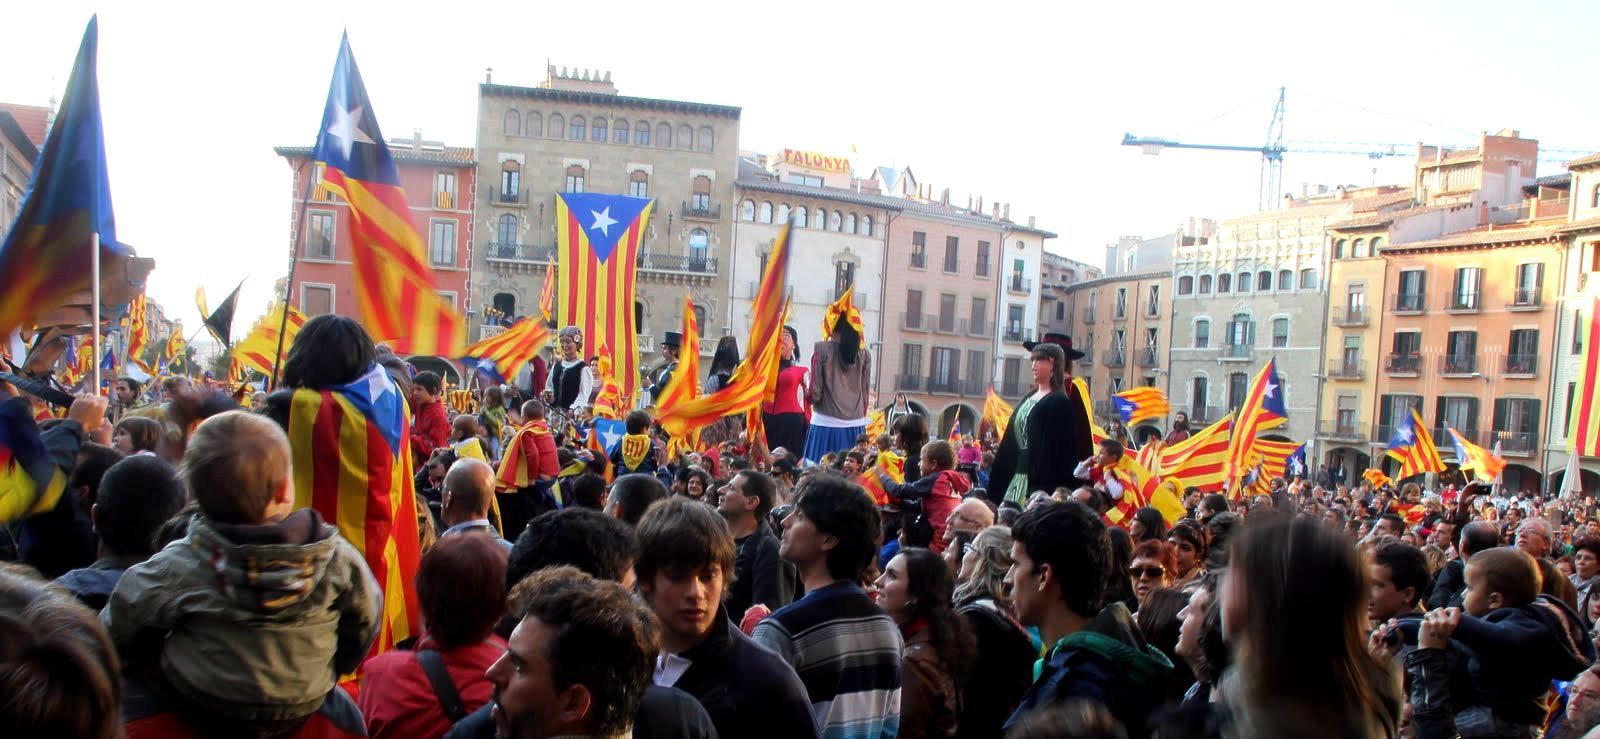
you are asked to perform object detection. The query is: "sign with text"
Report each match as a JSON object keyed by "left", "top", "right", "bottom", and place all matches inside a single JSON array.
[{"left": 779, "top": 149, "right": 852, "bottom": 173}]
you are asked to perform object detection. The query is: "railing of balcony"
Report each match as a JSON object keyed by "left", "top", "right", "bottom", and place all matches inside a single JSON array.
[
  {"left": 1104, "top": 350, "right": 1126, "bottom": 368},
  {"left": 926, "top": 375, "right": 961, "bottom": 394},
  {"left": 968, "top": 318, "right": 989, "bottom": 337},
  {"left": 637, "top": 253, "right": 718, "bottom": 274},
  {"left": 896, "top": 374, "right": 924, "bottom": 391},
  {"left": 1318, "top": 420, "right": 1366, "bottom": 440},
  {"left": 1219, "top": 344, "right": 1252, "bottom": 361},
  {"left": 680, "top": 201, "right": 722, "bottom": 220},
  {"left": 1332, "top": 306, "right": 1369, "bottom": 326},
  {"left": 958, "top": 379, "right": 987, "bottom": 396},
  {"left": 1510, "top": 287, "right": 1543, "bottom": 309},
  {"left": 1189, "top": 406, "right": 1221, "bottom": 425},
  {"left": 1138, "top": 348, "right": 1159, "bottom": 367},
  {"left": 1487, "top": 430, "right": 1538, "bottom": 457},
  {"left": 1504, "top": 354, "right": 1537, "bottom": 376},
  {"left": 487, "top": 242, "right": 556, "bottom": 262},
  {"left": 1326, "top": 360, "right": 1365, "bottom": 380},
  {"left": 1439, "top": 354, "right": 1478, "bottom": 376},
  {"left": 489, "top": 186, "right": 528, "bottom": 205},
  {"left": 1447, "top": 293, "right": 1481, "bottom": 313},
  {"left": 1003, "top": 327, "right": 1035, "bottom": 344},
  {"left": 1008, "top": 277, "right": 1033, "bottom": 293},
  {"left": 1391, "top": 292, "right": 1426, "bottom": 313},
  {"left": 997, "top": 379, "right": 1022, "bottom": 397},
  {"left": 1093, "top": 400, "right": 1117, "bottom": 419},
  {"left": 1083, "top": 311, "right": 1096, "bottom": 324},
  {"left": 1384, "top": 353, "right": 1422, "bottom": 375},
  {"left": 902, "top": 312, "right": 932, "bottom": 331}
]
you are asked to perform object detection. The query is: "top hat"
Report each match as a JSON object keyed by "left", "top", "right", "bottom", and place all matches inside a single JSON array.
[
  {"left": 662, "top": 331, "right": 683, "bottom": 349},
  {"left": 1023, "top": 331, "right": 1086, "bottom": 360}
]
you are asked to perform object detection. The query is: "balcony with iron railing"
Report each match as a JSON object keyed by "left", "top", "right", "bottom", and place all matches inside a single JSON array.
[
  {"left": 967, "top": 318, "right": 990, "bottom": 337},
  {"left": 1104, "top": 350, "right": 1126, "bottom": 368},
  {"left": 1509, "top": 287, "right": 1543, "bottom": 310},
  {"left": 958, "top": 379, "right": 987, "bottom": 396},
  {"left": 1326, "top": 360, "right": 1365, "bottom": 380},
  {"left": 932, "top": 316, "right": 963, "bottom": 335},
  {"left": 1486, "top": 430, "right": 1538, "bottom": 457},
  {"left": 1138, "top": 348, "right": 1159, "bottom": 367},
  {"left": 1372, "top": 424, "right": 1395, "bottom": 444},
  {"left": 1007, "top": 276, "right": 1033, "bottom": 294},
  {"left": 1332, "top": 306, "right": 1369, "bottom": 327},
  {"left": 1439, "top": 353, "right": 1478, "bottom": 376},
  {"left": 1384, "top": 353, "right": 1422, "bottom": 376},
  {"left": 896, "top": 374, "right": 924, "bottom": 391},
  {"left": 487, "top": 241, "right": 557, "bottom": 263},
  {"left": 1079, "top": 349, "right": 1094, "bottom": 366},
  {"left": 1003, "top": 327, "right": 1035, "bottom": 344},
  {"left": 996, "top": 379, "right": 1023, "bottom": 397},
  {"left": 637, "top": 252, "right": 718, "bottom": 275},
  {"left": 1503, "top": 354, "right": 1537, "bottom": 377},
  {"left": 926, "top": 375, "right": 962, "bottom": 394},
  {"left": 680, "top": 201, "right": 722, "bottom": 221},
  {"left": 1446, "top": 292, "right": 1481, "bottom": 314},
  {"left": 1390, "top": 291, "right": 1426, "bottom": 314},
  {"left": 902, "top": 312, "right": 932, "bottom": 332},
  {"left": 1219, "top": 343, "right": 1252, "bottom": 362},
  {"left": 1434, "top": 426, "right": 1480, "bottom": 446},
  {"left": 490, "top": 186, "right": 528, "bottom": 206},
  {"left": 1318, "top": 420, "right": 1367, "bottom": 441}
]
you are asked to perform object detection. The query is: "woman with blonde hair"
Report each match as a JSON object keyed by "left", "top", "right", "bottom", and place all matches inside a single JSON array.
[{"left": 952, "top": 526, "right": 1037, "bottom": 738}]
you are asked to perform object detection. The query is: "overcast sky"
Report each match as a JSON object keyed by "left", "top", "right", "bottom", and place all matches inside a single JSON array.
[{"left": 6, "top": 0, "right": 1599, "bottom": 337}]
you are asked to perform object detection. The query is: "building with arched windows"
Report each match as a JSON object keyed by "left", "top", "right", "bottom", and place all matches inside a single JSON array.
[{"left": 471, "top": 66, "right": 740, "bottom": 375}]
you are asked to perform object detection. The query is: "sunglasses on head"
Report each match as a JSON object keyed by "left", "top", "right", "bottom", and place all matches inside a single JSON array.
[{"left": 1128, "top": 566, "right": 1165, "bottom": 579}]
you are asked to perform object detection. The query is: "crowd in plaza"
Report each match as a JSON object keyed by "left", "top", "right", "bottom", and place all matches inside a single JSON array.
[{"left": 8, "top": 312, "right": 1600, "bottom": 739}]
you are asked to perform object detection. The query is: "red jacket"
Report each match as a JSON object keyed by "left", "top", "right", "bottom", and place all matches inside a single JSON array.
[
  {"left": 409, "top": 399, "right": 450, "bottom": 464},
  {"left": 357, "top": 636, "right": 505, "bottom": 739},
  {"left": 888, "top": 469, "right": 973, "bottom": 554}
]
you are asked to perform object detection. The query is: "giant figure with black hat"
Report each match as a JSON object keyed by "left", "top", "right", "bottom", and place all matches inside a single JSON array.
[
  {"left": 988, "top": 332, "right": 1094, "bottom": 504},
  {"left": 647, "top": 330, "right": 682, "bottom": 405}
]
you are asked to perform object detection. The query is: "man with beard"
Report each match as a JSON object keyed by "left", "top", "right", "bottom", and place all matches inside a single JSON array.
[{"left": 1164, "top": 411, "right": 1191, "bottom": 444}]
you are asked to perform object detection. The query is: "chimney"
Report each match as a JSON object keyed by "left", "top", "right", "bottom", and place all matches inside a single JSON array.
[
  {"left": 485, "top": 67, "right": 493, "bottom": 84},
  {"left": 413, "top": 128, "right": 422, "bottom": 150},
  {"left": 941, "top": 188, "right": 950, "bottom": 205},
  {"left": 1028, "top": 215, "right": 1036, "bottom": 228},
  {"left": 966, "top": 195, "right": 973, "bottom": 210},
  {"left": 1003, "top": 203, "right": 1011, "bottom": 221},
  {"left": 992, "top": 204, "right": 1001, "bottom": 219},
  {"left": 976, "top": 195, "right": 984, "bottom": 214}
]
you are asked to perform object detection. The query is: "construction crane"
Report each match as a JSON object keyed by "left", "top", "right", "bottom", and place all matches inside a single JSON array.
[{"left": 1122, "top": 88, "right": 1411, "bottom": 211}]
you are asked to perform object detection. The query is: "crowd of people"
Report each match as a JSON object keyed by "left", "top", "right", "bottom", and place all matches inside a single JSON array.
[{"left": 9, "top": 318, "right": 1600, "bottom": 739}]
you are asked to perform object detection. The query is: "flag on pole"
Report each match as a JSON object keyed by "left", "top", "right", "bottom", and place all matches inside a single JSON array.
[
  {"left": 233, "top": 302, "right": 308, "bottom": 377},
  {"left": 1571, "top": 296, "right": 1600, "bottom": 456},
  {"left": 657, "top": 294, "right": 703, "bottom": 455},
  {"left": 164, "top": 320, "right": 185, "bottom": 362},
  {"left": 589, "top": 342, "right": 625, "bottom": 421},
  {"left": 99, "top": 344, "right": 115, "bottom": 371},
  {"left": 285, "top": 364, "right": 422, "bottom": 655},
  {"left": 310, "top": 33, "right": 464, "bottom": 356},
  {"left": 196, "top": 281, "right": 243, "bottom": 346},
  {"left": 1284, "top": 442, "right": 1308, "bottom": 480},
  {"left": 61, "top": 337, "right": 93, "bottom": 386},
  {"left": 1221, "top": 358, "right": 1288, "bottom": 487},
  {"left": 460, "top": 318, "right": 552, "bottom": 384},
  {"left": 948, "top": 415, "right": 961, "bottom": 443},
  {"left": 554, "top": 192, "right": 654, "bottom": 404},
  {"left": 1364, "top": 467, "right": 1394, "bottom": 489},
  {"left": 1447, "top": 427, "right": 1505, "bottom": 483},
  {"left": 1254, "top": 437, "right": 1301, "bottom": 481},
  {"left": 982, "top": 388, "right": 1014, "bottom": 440},
  {"left": 657, "top": 224, "right": 791, "bottom": 438},
  {"left": 125, "top": 293, "right": 152, "bottom": 371},
  {"left": 0, "top": 17, "right": 130, "bottom": 339},
  {"left": 1387, "top": 408, "right": 1445, "bottom": 480},
  {"left": 1152, "top": 415, "right": 1233, "bottom": 492},
  {"left": 537, "top": 267, "right": 556, "bottom": 323},
  {"left": 1113, "top": 386, "right": 1170, "bottom": 425}
]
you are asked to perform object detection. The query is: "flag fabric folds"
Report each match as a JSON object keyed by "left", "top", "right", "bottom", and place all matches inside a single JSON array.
[
  {"left": 858, "top": 450, "right": 906, "bottom": 507},
  {"left": 100, "top": 344, "right": 115, "bottom": 371},
  {"left": 1072, "top": 377, "right": 1110, "bottom": 445},
  {"left": 461, "top": 318, "right": 551, "bottom": 384},
  {"left": 1221, "top": 358, "right": 1288, "bottom": 487},
  {"left": 983, "top": 388, "right": 1014, "bottom": 441},
  {"left": 1387, "top": 408, "right": 1446, "bottom": 480},
  {"left": 164, "top": 320, "right": 185, "bottom": 362},
  {"left": 819, "top": 285, "right": 864, "bottom": 341},
  {"left": 1448, "top": 427, "right": 1506, "bottom": 483},
  {"left": 948, "top": 415, "right": 961, "bottom": 443},
  {"left": 553, "top": 192, "right": 654, "bottom": 404},
  {"left": 1571, "top": 296, "right": 1600, "bottom": 456},
  {"left": 0, "top": 17, "right": 130, "bottom": 340},
  {"left": 537, "top": 269, "right": 556, "bottom": 323},
  {"left": 61, "top": 337, "right": 93, "bottom": 386},
  {"left": 657, "top": 224, "right": 792, "bottom": 439},
  {"left": 0, "top": 397, "right": 69, "bottom": 522},
  {"left": 657, "top": 295, "right": 703, "bottom": 454},
  {"left": 1284, "top": 442, "right": 1308, "bottom": 480},
  {"left": 1150, "top": 415, "right": 1233, "bottom": 493},
  {"left": 310, "top": 34, "right": 464, "bottom": 357},
  {"left": 1254, "top": 437, "right": 1301, "bottom": 481},
  {"left": 1364, "top": 467, "right": 1394, "bottom": 489},
  {"left": 1113, "top": 387, "right": 1170, "bottom": 426},
  {"left": 589, "top": 342, "right": 625, "bottom": 421},
  {"left": 234, "top": 302, "right": 308, "bottom": 377},
  {"left": 125, "top": 293, "right": 152, "bottom": 371},
  {"left": 285, "top": 364, "right": 421, "bottom": 655},
  {"left": 865, "top": 408, "right": 886, "bottom": 440},
  {"left": 197, "top": 281, "right": 243, "bottom": 347}
]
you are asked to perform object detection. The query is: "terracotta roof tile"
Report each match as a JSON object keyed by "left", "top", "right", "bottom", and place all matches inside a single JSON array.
[
  {"left": 1568, "top": 152, "right": 1600, "bottom": 170},
  {"left": 273, "top": 145, "right": 476, "bottom": 167},
  {"left": 1381, "top": 223, "right": 1561, "bottom": 252},
  {"left": 0, "top": 103, "right": 49, "bottom": 148}
]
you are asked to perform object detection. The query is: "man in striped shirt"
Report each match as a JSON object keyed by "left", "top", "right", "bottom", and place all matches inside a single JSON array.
[{"left": 755, "top": 474, "right": 903, "bottom": 738}]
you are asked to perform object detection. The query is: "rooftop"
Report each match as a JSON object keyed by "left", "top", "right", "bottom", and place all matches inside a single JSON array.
[
  {"left": 0, "top": 112, "right": 39, "bottom": 164},
  {"left": 1063, "top": 267, "right": 1172, "bottom": 292},
  {"left": 0, "top": 103, "right": 49, "bottom": 148},
  {"left": 1568, "top": 151, "right": 1600, "bottom": 170},
  {"left": 481, "top": 82, "right": 741, "bottom": 119},
  {"left": 273, "top": 143, "right": 476, "bottom": 168},
  {"left": 1380, "top": 223, "right": 1562, "bottom": 253}
]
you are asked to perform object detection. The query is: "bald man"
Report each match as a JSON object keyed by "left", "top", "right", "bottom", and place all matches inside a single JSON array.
[
  {"left": 943, "top": 496, "right": 996, "bottom": 544},
  {"left": 440, "top": 458, "right": 512, "bottom": 550}
]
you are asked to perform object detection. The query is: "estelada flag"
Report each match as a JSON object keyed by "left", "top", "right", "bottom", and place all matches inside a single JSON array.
[
  {"left": 1571, "top": 296, "right": 1600, "bottom": 456},
  {"left": 1387, "top": 408, "right": 1445, "bottom": 480},
  {"left": 1222, "top": 357, "right": 1288, "bottom": 488},
  {"left": 309, "top": 33, "right": 464, "bottom": 356},
  {"left": 125, "top": 293, "right": 152, "bottom": 371},
  {"left": 554, "top": 192, "right": 654, "bottom": 404},
  {"left": 462, "top": 318, "right": 551, "bottom": 384},
  {"left": 1448, "top": 427, "right": 1506, "bottom": 483},
  {"left": 285, "top": 363, "right": 421, "bottom": 655},
  {"left": 234, "top": 302, "right": 308, "bottom": 377},
  {"left": 1113, "top": 386, "right": 1170, "bottom": 426}
]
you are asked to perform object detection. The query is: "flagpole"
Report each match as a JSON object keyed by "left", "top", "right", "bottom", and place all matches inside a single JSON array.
[
  {"left": 91, "top": 232, "right": 101, "bottom": 390},
  {"left": 269, "top": 159, "right": 318, "bottom": 391}
]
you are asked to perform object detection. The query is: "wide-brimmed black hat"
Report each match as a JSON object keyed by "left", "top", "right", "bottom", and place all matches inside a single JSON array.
[
  {"left": 662, "top": 331, "right": 683, "bottom": 349},
  {"left": 1023, "top": 331, "right": 1085, "bottom": 360}
]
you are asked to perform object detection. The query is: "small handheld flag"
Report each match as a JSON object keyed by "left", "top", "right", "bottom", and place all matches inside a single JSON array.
[
  {"left": 1448, "top": 428, "right": 1506, "bottom": 483},
  {"left": 1112, "top": 386, "right": 1170, "bottom": 425},
  {"left": 1387, "top": 408, "right": 1446, "bottom": 480}
]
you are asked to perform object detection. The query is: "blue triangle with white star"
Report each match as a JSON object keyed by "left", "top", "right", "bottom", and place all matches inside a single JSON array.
[{"left": 559, "top": 192, "right": 652, "bottom": 263}]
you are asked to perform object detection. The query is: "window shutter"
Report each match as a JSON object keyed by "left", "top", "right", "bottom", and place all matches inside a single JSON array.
[
  {"left": 1492, "top": 398, "right": 1507, "bottom": 433},
  {"left": 1536, "top": 262, "right": 1545, "bottom": 291},
  {"left": 1465, "top": 398, "right": 1479, "bottom": 430},
  {"left": 1433, "top": 396, "right": 1446, "bottom": 429},
  {"left": 1247, "top": 320, "right": 1257, "bottom": 347},
  {"left": 1379, "top": 395, "right": 1394, "bottom": 430},
  {"left": 1526, "top": 399, "right": 1541, "bottom": 435}
]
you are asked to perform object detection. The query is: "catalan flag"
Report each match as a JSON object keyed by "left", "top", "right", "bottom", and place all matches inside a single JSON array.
[
  {"left": 1154, "top": 415, "right": 1233, "bottom": 493},
  {"left": 1387, "top": 408, "right": 1445, "bottom": 480},
  {"left": 499, "top": 419, "right": 555, "bottom": 492},
  {"left": 285, "top": 363, "right": 421, "bottom": 655},
  {"left": 554, "top": 192, "right": 654, "bottom": 404},
  {"left": 310, "top": 34, "right": 464, "bottom": 356},
  {"left": 1072, "top": 377, "right": 1110, "bottom": 445},
  {"left": 657, "top": 295, "right": 702, "bottom": 453},
  {"left": 124, "top": 293, "right": 152, "bottom": 371},
  {"left": 0, "top": 18, "right": 132, "bottom": 340},
  {"left": 164, "top": 321, "right": 185, "bottom": 362},
  {"left": 233, "top": 302, "right": 308, "bottom": 377},
  {"left": 1102, "top": 453, "right": 1185, "bottom": 526},
  {"left": 865, "top": 408, "right": 887, "bottom": 440},
  {"left": 1571, "top": 296, "right": 1600, "bottom": 456},
  {"left": 858, "top": 449, "right": 905, "bottom": 507},
  {"left": 0, "top": 397, "right": 69, "bottom": 523},
  {"left": 1222, "top": 358, "right": 1287, "bottom": 488},
  {"left": 948, "top": 415, "right": 961, "bottom": 443},
  {"left": 1113, "top": 386, "right": 1170, "bottom": 426},
  {"left": 983, "top": 388, "right": 1014, "bottom": 440},
  {"left": 461, "top": 318, "right": 551, "bottom": 384},
  {"left": 1448, "top": 427, "right": 1506, "bottom": 483},
  {"left": 658, "top": 224, "right": 791, "bottom": 439},
  {"left": 590, "top": 342, "right": 625, "bottom": 421},
  {"left": 61, "top": 337, "right": 93, "bottom": 386},
  {"left": 537, "top": 268, "right": 556, "bottom": 323},
  {"left": 1284, "top": 442, "right": 1308, "bottom": 481},
  {"left": 1364, "top": 467, "right": 1394, "bottom": 489},
  {"left": 1254, "top": 437, "right": 1302, "bottom": 481}
]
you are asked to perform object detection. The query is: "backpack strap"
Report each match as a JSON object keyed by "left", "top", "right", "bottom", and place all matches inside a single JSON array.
[{"left": 415, "top": 648, "right": 469, "bottom": 724}]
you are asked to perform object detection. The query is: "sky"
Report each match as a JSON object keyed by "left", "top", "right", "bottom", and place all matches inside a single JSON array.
[{"left": 6, "top": 0, "right": 1600, "bottom": 339}]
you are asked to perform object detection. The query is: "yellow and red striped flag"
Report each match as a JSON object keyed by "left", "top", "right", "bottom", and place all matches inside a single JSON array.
[
  {"left": 163, "top": 320, "right": 185, "bottom": 362},
  {"left": 554, "top": 192, "right": 654, "bottom": 405},
  {"left": 124, "top": 293, "right": 153, "bottom": 371},
  {"left": 1073, "top": 377, "right": 1109, "bottom": 445},
  {"left": 1155, "top": 415, "right": 1233, "bottom": 493},
  {"left": 858, "top": 449, "right": 905, "bottom": 506},
  {"left": 658, "top": 224, "right": 792, "bottom": 438},
  {"left": 310, "top": 35, "right": 464, "bottom": 357},
  {"left": 1112, "top": 386, "right": 1170, "bottom": 425},
  {"left": 658, "top": 294, "right": 703, "bottom": 453},
  {"left": 1102, "top": 453, "right": 1185, "bottom": 526},
  {"left": 537, "top": 267, "right": 556, "bottom": 323},
  {"left": 1254, "top": 437, "right": 1301, "bottom": 481},
  {"left": 865, "top": 407, "right": 887, "bottom": 440},
  {"left": 1386, "top": 408, "right": 1446, "bottom": 480},
  {"left": 590, "top": 341, "right": 625, "bottom": 421},
  {"left": 233, "top": 302, "right": 308, "bottom": 377},
  {"left": 1222, "top": 358, "right": 1288, "bottom": 488},
  {"left": 1364, "top": 467, "right": 1394, "bottom": 489},
  {"left": 286, "top": 364, "right": 422, "bottom": 656},
  {"left": 60, "top": 337, "right": 94, "bottom": 386},
  {"left": 983, "top": 387, "right": 1014, "bottom": 440},
  {"left": 461, "top": 318, "right": 551, "bottom": 384},
  {"left": 1447, "top": 427, "right": 1506, "bottom": 483},
  {"left": 1571, "top": 296, "right": 1600, "bottom": 456}
]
